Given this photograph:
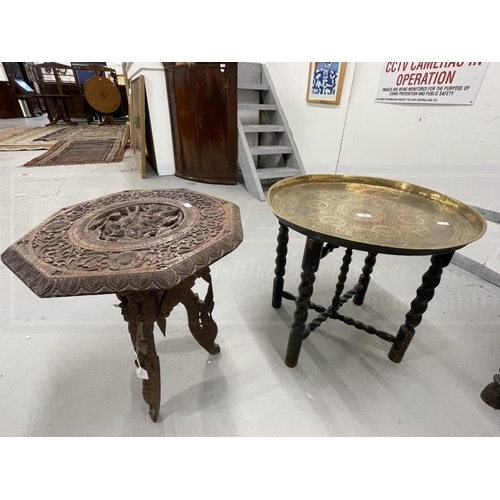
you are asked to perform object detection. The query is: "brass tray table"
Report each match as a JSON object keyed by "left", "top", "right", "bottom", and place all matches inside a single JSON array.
[
  {"left": 268, "top": 175, "right": 487, "bottom": 368},
  {"left": 2, "top": 189, "right": 243, "bottom": 422}
]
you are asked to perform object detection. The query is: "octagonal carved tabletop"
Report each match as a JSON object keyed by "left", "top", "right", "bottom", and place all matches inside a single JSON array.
[
  {"left": 1, "top": 189, "right": 243, "bottom": 298},
  {"left": 1, "top": 189, "right": 243, "bottom": 422}
]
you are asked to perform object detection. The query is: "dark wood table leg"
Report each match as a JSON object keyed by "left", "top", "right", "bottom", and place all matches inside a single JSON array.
[
  {"left": 153, "top": 268, "right": 220, "bottom": 355},
  {"left": 136, "top": 321, "right": 161, "bottom": 422},
  {"left": 389, "top": 252, "right": 454, "bottom": 363},
  {"left": 272, "top": 222, "right": 289, "bottom": 308},
  {"left": 99, "top": 114, "right": 117, "bottom": 126},
  {"left": 481, "top": 371, "right": 500, "bottom": 409},
  {"left": 118, "top": 291, "right": 162, "bottom": 421},
  {"left": 285, "top": 237, "right": 323, "bottom": 368},
  {"left": 353, "top": 252, "right": 377, "bottom": 306},
  {"left": 331, "top": 248, "right": 353, "bottom": 311},
  {"left": 45, "top": 101, "right": 61, "bottom": 126},
  {"left": 116, "top": 268, "right": 222, "bottom": 421},
  {"left": 45, "top": 99, "right": 77, "bottom": 127},
  {"left": 179, "top": 268, "right": 220, "bottom": 355},
  {"left": 60, "top": 98, "right": 77, "bottom": 126},
  {"left": 304, "top": 247, "right": 352, "bottom": 338}
]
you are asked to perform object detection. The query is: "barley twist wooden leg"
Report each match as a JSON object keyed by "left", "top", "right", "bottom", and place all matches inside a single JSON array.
[
  {"left": 331, "top": 248, "right": 353, "bottom": 312},
  {"left": 285, "top": 237, "right": 323, "bottom": 368},
  {"left": 305, "top": 247, "right": 353, "bottom": 337},
  {"left": 353, "top": 252, "right": 377, "bottom": 306},
  {"left": 272, "top": 222, "right": 289, "bottom": 308},
  {"left": 389, "top": 252, "right": 454, "bottom": 363}
]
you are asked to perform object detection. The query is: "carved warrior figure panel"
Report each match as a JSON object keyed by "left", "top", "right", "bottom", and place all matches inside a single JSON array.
[{"left": 1, "top": 189, "right": 243, "bottom": 298}]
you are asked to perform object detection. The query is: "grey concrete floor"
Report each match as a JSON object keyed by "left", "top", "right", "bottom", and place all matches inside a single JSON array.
[{"left": 0, "top": 117, "right": 499, "bottom": 436}]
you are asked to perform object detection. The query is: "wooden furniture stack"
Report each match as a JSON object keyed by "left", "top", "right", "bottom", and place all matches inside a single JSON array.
[{"left": 31, "top": 62, "right": 92, "bottom": 125}]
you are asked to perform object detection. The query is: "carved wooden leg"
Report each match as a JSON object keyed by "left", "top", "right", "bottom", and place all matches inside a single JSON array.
[
  {"left": 100, "top": 114, "right": 117, "bottom": 126},
  {"left": 272, "top": 222, "right": 289, "bottom": 308},
  {"left": 388, "top": 252, "right": 454, "bottom": 363},
  {"left": 46, "top": 99, "right": 77, "bottom": 126},
  {"left": 285, "top": 237, "right": 323, "bottom": 368},
  {"left": 179, "top": 268, "right": 220, "bottom": 355},
  {"left": 117, "top": 291, "right": 162, "bottom": 422},
  {"left": 127, "top": 320, "right": 138, "bottom": 351},
  {"left": 137, "top": 320, "right": 161, "bottom": 422},
  {"left": 116, "top": 273, "right": 221, "bottom": 421},
  {"left": 481, "top": 370, "right": 500, "bottom": 409},
  {"left": 353, "top": 252, "right": 377, "bottom": 306}
]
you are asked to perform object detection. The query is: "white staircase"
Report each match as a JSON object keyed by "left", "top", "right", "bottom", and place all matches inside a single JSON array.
[{"left": 237, "top": 63, "right": 305, "bottom": 201}]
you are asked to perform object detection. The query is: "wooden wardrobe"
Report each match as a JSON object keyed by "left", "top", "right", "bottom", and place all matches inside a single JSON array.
[{"left": 164, "top": 62, "right": 237, "bottom": 185}]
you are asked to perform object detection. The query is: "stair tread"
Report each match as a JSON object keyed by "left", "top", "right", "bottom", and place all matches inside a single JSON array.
[
  {"left": 250, "top": 145, "right": 293, "bottom": 155},
  {"left": 242, "top": 125, "right": 285, "bottom": 133},
  {"left": 238, "top": 103, "right": 278, "bottom": 111},
  {"left": 238, "top": 82, "right": 269, "bottom": 90},
  {"left": 257, "top": 167, "right": 301, "bottom": 180}
]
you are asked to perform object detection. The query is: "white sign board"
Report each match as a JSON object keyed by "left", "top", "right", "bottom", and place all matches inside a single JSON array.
[{"left": 375, "top": 62, "right": 488, "bottom": 105}]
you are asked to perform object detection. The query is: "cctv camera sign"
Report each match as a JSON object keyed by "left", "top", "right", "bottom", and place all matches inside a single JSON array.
[{"left": 375, "top": 62, "right": 488, "bottom": 105}]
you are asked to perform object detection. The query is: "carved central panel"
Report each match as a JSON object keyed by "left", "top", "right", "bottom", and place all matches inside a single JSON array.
[{"left": 88, "top": 204, "right": 184, "bottom": 242}]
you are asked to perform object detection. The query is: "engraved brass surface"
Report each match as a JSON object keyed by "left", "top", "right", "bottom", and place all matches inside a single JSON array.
[{"left": 268, "top": 175, "right": 487, "bottom": 255}]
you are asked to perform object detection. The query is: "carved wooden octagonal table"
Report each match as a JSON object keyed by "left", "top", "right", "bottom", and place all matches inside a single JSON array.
[
  {"left": 1, "top": 189, "right": 243, "bottom": 421},
  {"left": 268, "top": 175, "right": 486, "bottom": 368}
]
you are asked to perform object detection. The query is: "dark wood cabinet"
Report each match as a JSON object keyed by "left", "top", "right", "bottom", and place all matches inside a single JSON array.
[
  {"left": 164, "top": 63, "right": 237, "bottom": 185},
  {"left": 0, "top": 81, "right": 24, "bottom": 118},
  {"left": 2, "top": 62, "right": 44, "bottom": 117}
]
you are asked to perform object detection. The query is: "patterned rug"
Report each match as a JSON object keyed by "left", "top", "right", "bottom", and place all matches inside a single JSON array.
[
  {"left": 0, "top": 125, "right": 127, "bottom": 151},
  {"left": 24, "top": 138, "right": 126, "bottom": 167}
]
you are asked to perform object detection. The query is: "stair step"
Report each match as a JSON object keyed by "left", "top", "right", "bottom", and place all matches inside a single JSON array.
[
  {"left": 238, "top": 82, "right": 269, "bottom": 91},
  {"left": 257, "top": 167, "right": 301, "bottom": 180},
  {"left": 250, "top": 145, "right": 293, "bottom": 155},
  {"left": 242, "top": 125, "right": 285, "bottom": 133},
  {"left": 238, "top": 103, "right": 278, "bottom": 111}
]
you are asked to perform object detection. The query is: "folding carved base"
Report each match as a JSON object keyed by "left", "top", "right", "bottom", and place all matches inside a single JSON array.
[{"left": 117, "top": 267, "right": 219, "bottom": 421}]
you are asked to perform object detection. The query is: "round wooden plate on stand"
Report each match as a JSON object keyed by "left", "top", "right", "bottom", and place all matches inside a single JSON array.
[{"left": 84, "top": 76, "right": 121, "bottom": 125}]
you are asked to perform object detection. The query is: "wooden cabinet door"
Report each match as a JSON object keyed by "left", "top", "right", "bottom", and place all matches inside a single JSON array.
[
  {"left": 193, "top": 63, "right": 237, "bottom": 184},
  {"left": 166, "top": 65, "right": 200, "bottom": 180},
  {"left": 165, "top": 63, "right": 237, "bottom": 184}
]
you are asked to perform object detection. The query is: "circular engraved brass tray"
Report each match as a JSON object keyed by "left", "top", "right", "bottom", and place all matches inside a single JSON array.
[{"left": 268, "top": 175, "right": 486, "bottom": 255}]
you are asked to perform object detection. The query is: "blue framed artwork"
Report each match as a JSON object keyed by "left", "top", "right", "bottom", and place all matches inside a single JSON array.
[{"left": 306, "top": 62, "right": 347, "bottom": 104}]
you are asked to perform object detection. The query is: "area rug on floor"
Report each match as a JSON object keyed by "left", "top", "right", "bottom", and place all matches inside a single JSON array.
[
  {"left": 24, "top": 139, "right": 126, "bottom": 167},
  {"left": 0, "top": 124, "right": 127, "bottom": 151}
]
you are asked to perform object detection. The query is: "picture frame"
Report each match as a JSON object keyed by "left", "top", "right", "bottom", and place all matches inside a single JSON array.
[{"left": 306, "top": 62, "right": 347, "bottom": 105}]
